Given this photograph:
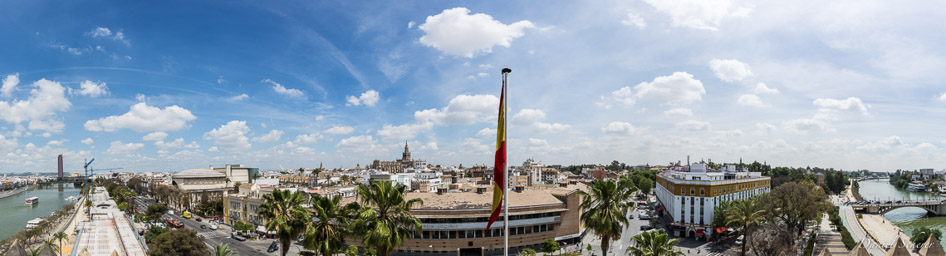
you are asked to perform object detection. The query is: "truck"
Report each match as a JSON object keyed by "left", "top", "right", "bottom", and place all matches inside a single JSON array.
[
  {"left": 166, "top": 219, "right": 184, "bottom": 228},
  {"left": 182, "top": 211, "right": 192, "bottom": 219}
]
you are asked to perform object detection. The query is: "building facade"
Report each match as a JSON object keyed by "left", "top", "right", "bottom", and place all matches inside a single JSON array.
[
  {"left": 370, "top": 143, "right": 425, "bottom": 173},
  {"left": 655, "top": 163, "right": 771, "bottom": 239}
]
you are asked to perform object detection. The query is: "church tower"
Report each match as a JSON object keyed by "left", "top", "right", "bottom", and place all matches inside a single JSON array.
[{"left": 402, "top": 142, "right": 411, "bottom": 162}]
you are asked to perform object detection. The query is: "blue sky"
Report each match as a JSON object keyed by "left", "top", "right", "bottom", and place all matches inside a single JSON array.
[{"left": 1, "top": 0, "right": 945, "bottom": 173}]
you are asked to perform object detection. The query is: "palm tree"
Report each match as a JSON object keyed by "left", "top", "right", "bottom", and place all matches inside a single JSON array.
[
  {"left": 578, "top": 178, "right": 636, "bottom": 256},
  {"left": 726, "top": 198, "right": 766, "bottom": 256},
  {"left": 27, "top": 246, "right": 43, "bottom": 256},
  {"left": 53, "top": 232, "right": 67, "bottom": 256},
  {"left": 213, "top": 242, "right": 236, "bottom": 256},
  {"left": 258, "top": 189, "right": 311, "bottom": 256},
  {"left": 353, "top": 182, "right": 423, "bottom": 256},
  {"left": 304, "top": 195, "right": 350, "bottom": 256},
  {"left": 627, "top": 230, "right": 684, "bottom": 256},
  {"left": 43, "top": 238, "right": 59, "bottom": 254},
  {"left": 84, "top": 199, "right": 93, "bottom": 221}
]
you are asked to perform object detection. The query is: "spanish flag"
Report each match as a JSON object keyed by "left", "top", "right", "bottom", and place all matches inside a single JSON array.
[{"left": 486, "top": 76, "right": 506, "bottom": 231}]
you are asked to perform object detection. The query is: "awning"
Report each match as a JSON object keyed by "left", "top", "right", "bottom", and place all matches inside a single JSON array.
[
  {"left": 695, "top": 229, "right": 705, "bottom": 237},
  {"left": 716, "top": 227, "right": 727, "bottom": 233},
  {"left": 256, "top": 225, "right": 275, "bottom": 234}
]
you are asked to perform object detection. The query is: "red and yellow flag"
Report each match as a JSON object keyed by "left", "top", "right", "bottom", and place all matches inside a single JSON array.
[{"left": 486, "top": 78, "right": 507, "bottom": 231}]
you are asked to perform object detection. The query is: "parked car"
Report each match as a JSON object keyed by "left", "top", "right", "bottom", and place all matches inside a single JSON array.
[
  {"left": 200, "top": 224, "right": 206, "bottom": 229},
  {"left": 196, "top": 218, "right": 202, "bottom": 222},
  {"left": 628, "top": 213, "right": 634, "bottom": 219},
  {"left": 640, "top": 225, "right": 652, "bottom": 231},
  {"left": 267, "top": 241, "right": 279, "bottom": 252},
  {"left": 231, "top": 233, "right": 247, "bottom": 241},
  {"left": 210, "top": 224, "right": 218, "bottom": 230}
]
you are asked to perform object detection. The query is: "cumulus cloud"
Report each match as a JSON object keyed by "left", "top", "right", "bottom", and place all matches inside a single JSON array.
[
  {"left": 142, "top": 132, "right": 168, "bottom": 141},
  {"left": 227, "top": 94, "right": 248, "bottom": 101},
  {"left": 476, "top": 128, "right": 497, "bottom": 138},
  {"left": 252, "top": 130, "right": 284, "bottom": 143},
  {"left": 621, "top": 13, "right": 647, "bottom": 29},
  {"left": 105, "top": 141, "right": 143, "bottom": 156},
  {"left": 813, "top": 97, "right": 869, "bottom": 120},
  {"left": 377, "top": 122, "right": 434, "bottom": 141},
  {"left": 663, "top": 108, "right": 693, "bottom": 117},
  {"left": 737, "top": 94, "right": 764, "bottom": 107},
  {"left": 598, "top": 72, "right": 705, "bottom": 109},
  {"left": 755, "top": 123, "right": 777, "bottom": 133},
  {"left": 85, "top": 102, "right": 196, "bottom": 132},
  {"left": 511, "top": 109, "right": 569, "bottom": 133},
  {"left": 419, "top": 7, "right": 535, "bottom": 58},
  {"left": 262, "top": 79, "right": 303, "bottom": 98},
  {"left": 325, "top": 125, "right": 355, "bottom": 135},
  {"left": 294, "top": 133, "right": 322, "bottom": 144},
  {"left": 643, "top": 0, "right": 751, "bottom": 31},
  {"left": 709, "top": 59, "right": 752, "bottom": 82},
  {"left": 602, "top": 122, "right": 639, "bottom": 136},
  {"left": 77, "top": 80, "right": 108, "bottom": 97},
  {"left": 346, "top": 90, "right": 380, "bottom": 106},
  {"left": 81, "top": 138, "right": 94, "bottom": 145},
  {"left": 938, "top": 92, "right": 946, "bottom": 101},
  {"left": 415, "top": 94, "right": 499, "bottom": 125},
  {"left": 202, "top": 120, "right": 251, "bottom": 151},
  {"left": 336, "top": 135, "right": 385, "bottom": 153},
  {"left": 784, "top": 118, "right": 834, "bottom": 134},
  {"left": 154, "top": 138, "right": 186, "bottom": 149},
  {"left": 88, "top": 27, "right": 130, "bottom": 46},
  {"left": 753, "top": 83, "right": 780, "bottom": 94},
  {"left": 1, "top": 73, "right": 18, "bottom": 97},
  {"left": 0, "top": 78, "right": 71, "bottom": 133},
  {"left": 675, "top": 120, "right": 711, "bottom": 131}
]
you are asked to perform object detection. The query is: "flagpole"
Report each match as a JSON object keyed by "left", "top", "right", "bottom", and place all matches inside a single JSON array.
[{"left": 501, "top": 67, "right": 511, "bottom": 256}]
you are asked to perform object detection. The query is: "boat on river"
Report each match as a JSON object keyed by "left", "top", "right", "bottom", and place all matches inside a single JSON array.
[{"left": 25, "top": 197, "right": 38, "bottom": 205}]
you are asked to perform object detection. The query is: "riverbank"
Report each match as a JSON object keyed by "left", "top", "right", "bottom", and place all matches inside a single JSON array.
[{"left": 0, "top": 185, "right": 34, "bottom": 200}]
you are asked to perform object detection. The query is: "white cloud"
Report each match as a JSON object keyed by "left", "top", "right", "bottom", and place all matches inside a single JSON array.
[
  {"left": 154, "top": 138, "right": 185, "bottom": 149},
  {"left": 1, "top": 73, "right": 18, "bottom": 97},
  {"left": 85, "top": 102, "right": 196, "bottom": 132},
  {"left": 0, "top": 78, "right": 71, "bottom": 133},
  {"left": 336, "top": 135, "right": 385, "bottom": 153},
  {"left": 408, "top": 21, "right": 416, "bottom": 29},
  {"left": 634, "top": 72, "right": 705, "bottom": 105},
  {"left": 784, "top": 118, "right": 834, "bottom": 134},
  {"left": 709, "top": 59, "right": 752, "bottom": 82},
  {"left": 0, "top": 135, "right": 16, "bottom": 153},
  {"left": 663, "top": 108, "right": 693, "bottom": 117},
  {"left": 643, "top": 0, "right": 751, "bottom": 31},
  {"left": 938, "top": 92, "right": 946, "bottom": 101},
  {"left": 460, "top": 138, "right": 490, "bottom": 153},
  {"left": 915, "top": 143, "right": 937, "bottom": 152},
  {"left": 675, "top": 120, "right": 711, "bottom": 131},
  {"left": 737, "top": 94, "right": 764, "bottom": 107},
  {"left": 755, "top": 123, "right": 777, "bottom": 133},
  {"left": 414, "top": 94, "right": 499, "bottom": 125},
  {"left": 262, "top": 79, "right": 303, "bottom": 98},
  {"left": 377, "top": 122, "right": 434, "bottom": 142},
  {"left": 511, "top": 109, "right": 569, "bottom": 133},
  {"left": 346, "top": 90, "right": 380, "bottom": 107},
  {"left": 88, "top": 27, "right": 130, "bottom": 46},
  {"left": 208, "top": 146, "right": 219, "bottom": 152},
  {"left": 325, "top": 126, "right": 355, "bottom": 135},
  {"left": 602, "top": 122, "right": 639, "bottom": 136},
  {"left": 80, "top": 138, "right": 94, "bottom": 145},
  {"left": 46, "top": 139, "right": 67, "bottom": 146},
  {"left": 813, "top": 97, "right": 869, "bottom": 120},
  {"left": 142, "top": 132, "right": 168, "bottom": 141},
  {"left": 476, "top": 128, "right": 497, "bottom": 138},
  {"left": 252, "top": 130, "right": 284, "bottom": 143},
  {"left": 202, "top": 120, "right": 251, "bottom": 151},
  {"left": 621, "top": 13, "right": 647, "bottom": 29},
  {"left": 596, "top": 87, "right": 635, "bottom": 109},
  {"left": 294, "top": 133, "right": 322, "bottom": 144},
  {"left": 135, "top": 94, "right": 146, "bottom": 101},
  {"left": 77, "top": 80, "right": 108, "bottom": 97},
  {"left": 227, "top": 94, "right": 248, "bottom": 101},
  {"left": 419, "top": 7, "right": 535, "bottom": 58},
  {"left": 752, "top": 83, "right": 780, "bottom": 94},
  {"left": 105, "top": 141, "right": 143, "bottom": 156}
]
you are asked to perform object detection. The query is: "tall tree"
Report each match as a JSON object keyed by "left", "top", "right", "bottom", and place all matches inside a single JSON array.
[
  {"left": 84, "top": 199, "right": 93, "bottom": 221},
  {"left": 145, "top": 204, "right": 169, "bottom": 223},
  {"left": 726, "top": 197, "right": 766, "bottom": 256},
  {"left": 258, "top": 189, "right": 311, "bottom": 256},
  {"left": 578, "top": 178, "right": 636, "bottom": 256},
  {"left": 353, "top": 182, "right": 423, "bottom": 256},
  {"left": 627, "top": 229, "right": 684, "bottom": 256},
  {"left": 637, "top": 178, "right": 653, "bottom": 195},
  {"left": 213, "top": 242, "right": 235, "bottom": 256},
  {"left": 304, "top": 195, "right": 351, "bottom": 256},
  {"left": 146, "top": 228, "right": 208, "bottom": 256},
  {"left": 53, "top": 232, "right": 67, "bottom": 256},
  {"left": 768, "top": 181, "right": 829, "bottom": 240}
]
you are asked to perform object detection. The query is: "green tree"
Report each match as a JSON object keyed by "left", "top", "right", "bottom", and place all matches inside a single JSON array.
[
  {"left": 345, "top": 245, "right": 359, "bottom": 256},
  {"left": 84, "top": 199, "right": 93, "bottom": 221},
  {"left": 26, "top": 246, "right": 43, "bottom": 256},
  {"left": 541, "top": 238, "right": 560, "bottom": 255},
  {"left": 146, "top": 228, "right": 208, "bottom": 256},
  {"left": 521, "top": 248, "right": 538, "bottom": 256},
  {"left": 353, "top": 182, "right": 423, "bottom": 256},
  {"left": 144, "top": 225, "right": 169, "bottom": 242},
  {"left": 769, "top": 181, "right": 829, "bottom": 240},
  {"left": 627, "top": 229, "right": 684, "bottom": 256},
  {"left": 53, "top": 231, "right": 67, "bottom": 256},
  {"left": 213, "top": 242, "right": 235, "bottom": 256},
  {"left": 911, "top": 226, "right": 943, "bottom": 246},
  {"left": 145, "top": 204, "right": 169, "bottom": 223},
  {"left": 304, "top": 195, "right": 351, "bottom": 256},
  {"left": 259, "top": 189, "right": 311, "bottom": 256},
  {"left": 637, "top": 178, "right": 653, "bottom": 195},
  {"left": 726, "top": 197, "right": 766, "bottom": 256},
  {"left": 577, "top": 178, "right": 636, "bottom": 256}
]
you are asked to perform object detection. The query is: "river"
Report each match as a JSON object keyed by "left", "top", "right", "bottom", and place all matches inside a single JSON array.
[
  {"left": 857, "top": 178, "right": 946, "bottom": 248},
  {"left": 0, "top": 183, "right": 81, "bottom": 240}
]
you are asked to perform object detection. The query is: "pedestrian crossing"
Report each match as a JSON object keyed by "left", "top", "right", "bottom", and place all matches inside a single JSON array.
[{"left": 199, "top": 231, "right": 228, "bottom": 239}]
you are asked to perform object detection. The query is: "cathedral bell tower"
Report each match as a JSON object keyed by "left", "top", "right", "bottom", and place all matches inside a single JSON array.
[{"left": 402, "top": 142, "right": 411, "bottom": 162}]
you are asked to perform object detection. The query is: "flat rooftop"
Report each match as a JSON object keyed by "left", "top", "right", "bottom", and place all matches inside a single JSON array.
[
  {"left": 73, "top": 187, "right": 146, "bottom": 256},
  {"left": 341, "top": 183, "right": 584, "bottom": 211}
]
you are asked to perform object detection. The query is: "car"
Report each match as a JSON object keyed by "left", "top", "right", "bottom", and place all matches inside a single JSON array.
[
  {"left": 200, "top": 224, "right": 206, "bottom": 229},
  {"left": 735, "top": 235, "right": 745, "bottom": 245},
  {"left": 639, "top": 225, "right": 652, "bottom": 230},
  {"left": 210, "top": 224, "right": 218, "bottom": 230},
  {"left": 628, "top": 213, "right": 635, "bottom": 219},
  {"left": 267, "top": 241, "right": 279, "bottom": 252},
  {"left": 196, "top": 218, "right": 202, "bottom": 222},
  {"left": 231, "top": 233, "right": 247, "bottom": 241}
]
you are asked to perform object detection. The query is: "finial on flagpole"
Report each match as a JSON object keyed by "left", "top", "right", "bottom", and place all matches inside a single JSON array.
[{"left": 502, "top": 68, "right": 511, "bottom": 74}]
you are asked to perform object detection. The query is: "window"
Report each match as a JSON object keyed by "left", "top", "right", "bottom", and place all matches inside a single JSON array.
[
  {"left": 690, "top": 188, "right": 695, "bottom": 195},
  {"left": 700, "top": 188, "right": 704, "bottom": 196}
]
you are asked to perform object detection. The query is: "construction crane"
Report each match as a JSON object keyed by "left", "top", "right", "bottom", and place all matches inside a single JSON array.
[{"left": 83, "top": 158, "right": 95, "bottom": 180}]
